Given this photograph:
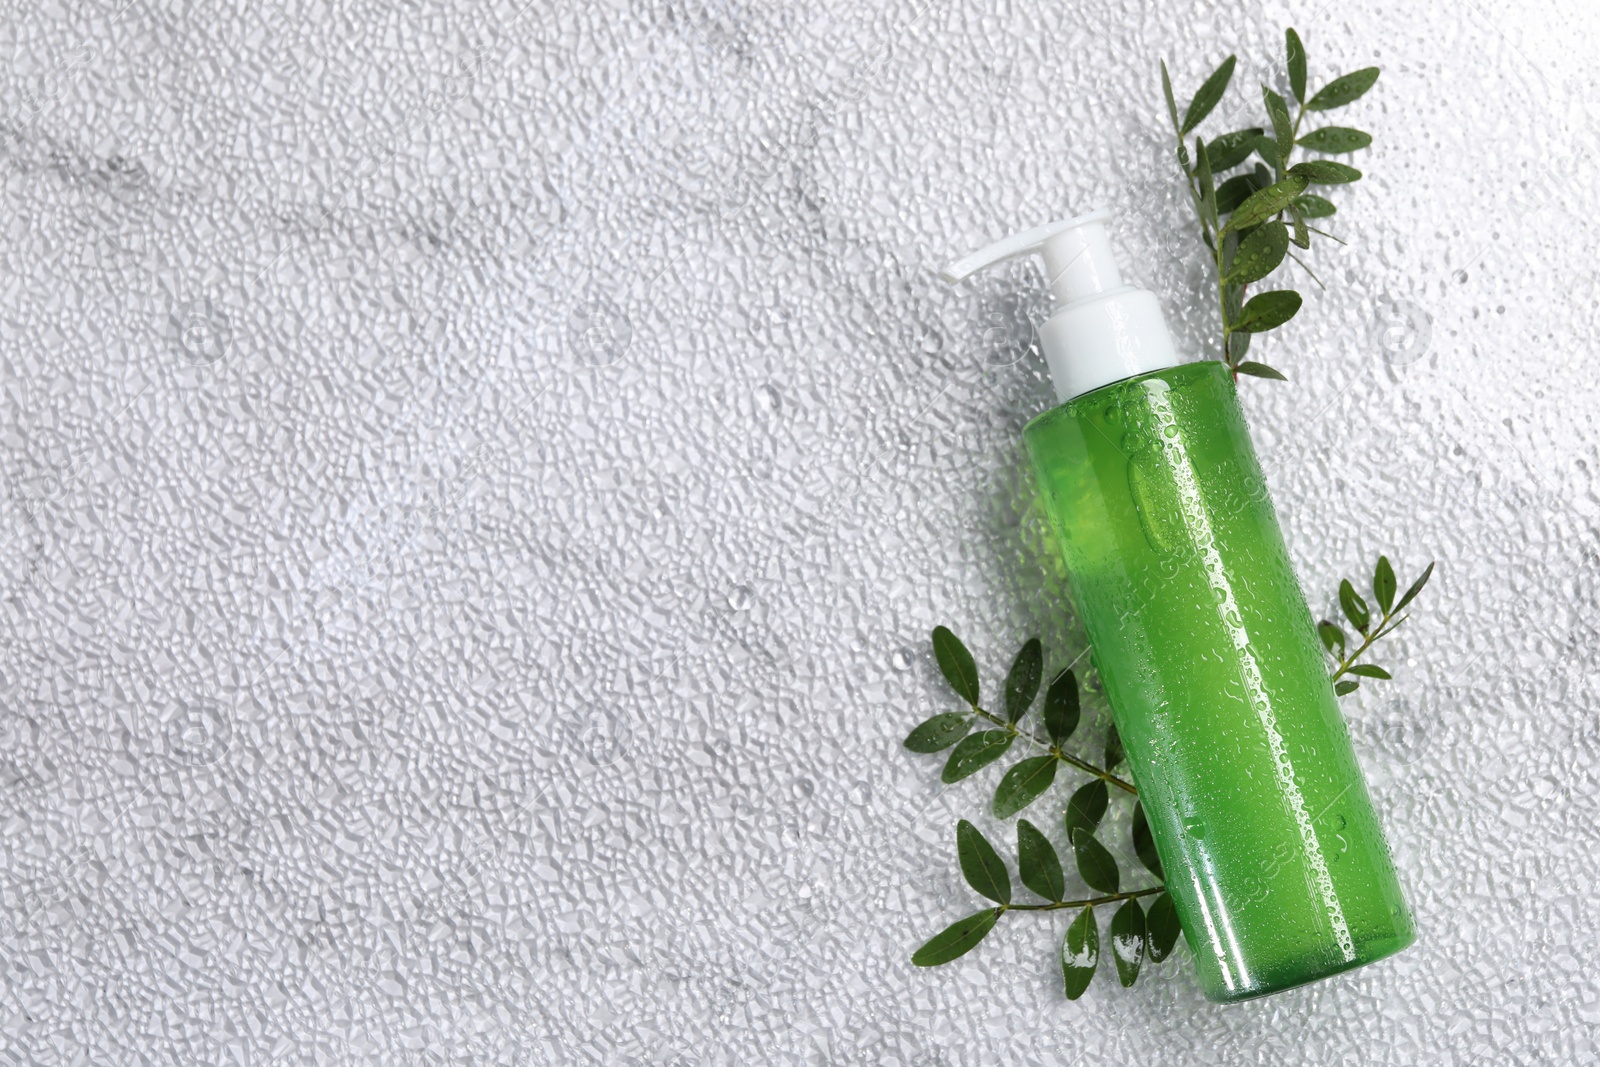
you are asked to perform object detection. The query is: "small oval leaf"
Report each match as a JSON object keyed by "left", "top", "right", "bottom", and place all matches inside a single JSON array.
[
  {"left": 1334, "top": 679, "right": 1360, "bottom": 696},
  {"left": 1146, "top": 891, "right": 1182, "bottom": 962},
  {"left": 1063, "top": 779, "right": 1110, "bottom": 841},
  {"left": 1017, "top": 819, "right": 1065, "bottom": 903},
  {"left": 1293, "top": 194, "right": 1337, "bottom": 218},
  {"left": 1132, "top": 801, "right": 1164, "bottom": 878},
  {"left": 932, "top": 626, "right": 980, "bottom": 706},
  {"left": 1286, "top": 28, "right": 1307, "bottom": 103},
  {"left": 1374, "top": 555, "right": 1397, "bottom": 614},
  {"left": 1072, "top": 827, "right": 1120, "bottom": 894},
  {"left": 1042, "top": 668, "right": 1080, "bottom": 746},
  {"left": 1223, "top": 176, "right": 1308, "bottom": 233},
  {"left": 1396, "top": 561, "right": 1435, "bottom": 611},
  {"left": 1004, "top": 638, "right": 1043, "bottom": 723},
  {"left": 1348, "top": 663, "right": 1392, "bottom": 679},
  {"left": 1297, "top": 126, "right": 1372, "bottom": 153},
  {"left": 992, "top": 755, "right": 1058, "bottom": 819},
  {"left": 1061, "top": 906, "right": 1100, "bottom": 1000},
  {"left": 1339, "top": 578, "right": 1371, "bottom": 633},
  {"left": 1182, "top": 55, "right": 1237, "bottom": 135},
  {"left": 1109, "top": 899, "right": 1147, "bottom": 987},
  {"left": 957, "top": 819, "right": 1012, "bottom": 905},
  {"left": 1226, "top": 221, "right": 1289, "bottom": 284},
  {"left": 941, "top": 730, "right": 1013, "bottom": 783},
  {"left": 1289, "top": 160, "right": 1362, "bottom": 185},
  {"left": 1306, "top": 66, "right": 1380, "bottom": 111},
  {"left": 1317, "top": 619, "right": 1347, "bottom": 655},
  {"left": 912, "top": 908, "right": 1001, "bottom": 967},
  {"left": 1264, "top": 85, "right": 1293, "bottom": 163},
  {"left": 1205, "top": 127, "right": 1265, "bottom": 172},
  {"left": 904, "top": 713, "right": 972, "bottom": 753},
  {"left": 1233, "top": 290, "right": 1303, "bottom": 332},
  {"left": 1235, "top": 361, "right": 1288, "bottom": 381}
]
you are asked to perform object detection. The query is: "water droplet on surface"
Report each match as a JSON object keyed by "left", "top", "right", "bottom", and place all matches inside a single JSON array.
[
  {"left": 890, "top": 648, "right": 913, "bottom": 671},
  {"left": 756, "top": 384, "right": 781, "bottom": 413}
]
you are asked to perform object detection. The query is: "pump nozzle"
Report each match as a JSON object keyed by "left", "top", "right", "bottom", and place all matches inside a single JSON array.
[{"left": 941, "top": 209, "right": 1179, "bottom": 402}]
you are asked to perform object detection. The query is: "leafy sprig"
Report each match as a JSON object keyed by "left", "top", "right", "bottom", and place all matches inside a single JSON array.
[
  {"left": 1163, "top": 28, "right": 1380, "bottom": 379},
  {"left": 1319, "top": 556, "right": 1435, "bottom": 696},
  {"left": 906, "top": 559, "right": 1432, "bottom": 997}
]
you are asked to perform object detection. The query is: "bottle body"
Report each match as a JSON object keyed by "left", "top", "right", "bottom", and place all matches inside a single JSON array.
[{"left": 1024, "top": 361, "right": 1413, "bottom": 1002}]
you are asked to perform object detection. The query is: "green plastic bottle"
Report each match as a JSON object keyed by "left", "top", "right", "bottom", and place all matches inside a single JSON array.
[{"left": 943, "top": 212, "right": 1413, "bottom": 1001}]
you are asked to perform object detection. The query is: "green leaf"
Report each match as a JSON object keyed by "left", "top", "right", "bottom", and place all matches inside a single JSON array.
[
  {"left": 1318, "top": 619, "right": 1347, "bottom": 655},
  {"left": 942, "top": 730, "right": 1013, "bottom": 783},
  {"left": 993, "top": 755, "right": 1058, "bottom": 819},
  {"left": 1017, "top": 819, "right": 1065, "bottom": 902},
  {"left": 1335, "top": 679, "right": 1360, "bottom": 696},
  {"left": 912, "top": 908, "right": 1001, "bottom": 966},
  {"left": 1061, "top": 907, "right": 1100, "bottom": 1000},
  {"left": 1205, "top": 127, "right": 1265, "bottom": 172},
  {"left": 904, "top": 713, "right": 972, "bottom": 753},
  {"left": 1003, "top": 637, "right": 1043, "bottom": 723},
  {"left": 1109, "top": 898, "right": 1147, "bottom": 987},
  {"left": 1396, "top": 561, "right": 1436, "bottom": 611},
  {"left": 1233, "top": 290, "right": 1303, "bottom": 332},
  {"left": 1293, "top": 194, "right": 1337, "bottom": 218},
  {"left": 1215, "top": 173, "right": 1262, "bottom": 215},
  {"left": 1297, "top": 126, "right": 1372, "bottom": 153},
  {"left": 1146, "top": 891, "right": 1182, "bottom": 962},
  {"left": 1181, "top": 55, "right": 1237, "bottom": 135},
  {"left": 1348, "top": 663, "right": 1392, "bottom": 679},
  {"left": 1132, "top": 802, "right": 1163, "bottom": 878},
  {"left": 1289, "top": 160, "right": 1362, "bottom": 184},
  {"left": 1339, "top": 578, "right": 1371, "bottom": 633},
  {"left": 1264, "top": 86, "right": 1293, "bottom": 166},
  {"left": 1160, "top": 60, "right": 1181, "bottom": 134},
  {"left": 931, "top": 626, "right": 980, "bottom": 706},
  {"left": 1195, "top": 137, "right": 1217, "bottom": 229},
  {"left": 1222, "top": 176, "right": 1308, "bottom": 233},
  {"left": 1286, "top": 28, "right": 1307, "bottom": 103},
  {"left": 1226, "top": 221, "right": 1289, "bottom": 284},
  {"left": 1288, "top": 202, "right": 1310, "bottom": 249},
  {"left": 1306, "top": 66, "right": 1380, "bottom": 111},
  {"left": 1235, "top": 361, "right": 1288, "bottom": 381},
  {"left": 1071, "top": 827, "right": 1120, "bottom": 894},
  {"left": 1374, "top": 555, "right": 1397, "bottom": 613},
  {"left": 1042, "top": 668, "right": 1080, "bottom": 746},
  {"left": 1104, "top": 724, "right": 1125, "bottom": 770},
  {"left": 1251, "top": 133, "right": 1280, "bottom": 171},
  {"left": 1063, "top": 779, "right": 1109, "bottom": 840},
  {"left": 956, "top": 820, "right": 1012, "bottom": 905}
]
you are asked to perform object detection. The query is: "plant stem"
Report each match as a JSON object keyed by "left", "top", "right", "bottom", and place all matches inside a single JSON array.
[
  {"left": 1330, "top": 611, "right": 1409, "bottom": 681},
  {"left": 1004, "top": 886, "right": 1164, "bottom": 912},
  {"left": 971, "top": 705, "right": 1140, "bottom": 795}
]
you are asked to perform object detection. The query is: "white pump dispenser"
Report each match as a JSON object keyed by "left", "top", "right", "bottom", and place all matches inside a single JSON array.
[{"left": 941, "top": 210, "right": 1179, "bottom": 403}]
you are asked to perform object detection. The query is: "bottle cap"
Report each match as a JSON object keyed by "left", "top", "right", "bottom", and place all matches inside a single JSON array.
[{"left": 941, "top": 210, "right": 1179, "bottom": 401}]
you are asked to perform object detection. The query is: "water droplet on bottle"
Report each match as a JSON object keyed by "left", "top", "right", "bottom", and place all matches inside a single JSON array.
[{"left": 1184, "top": 817, "right": 1206, "bottom": 839}]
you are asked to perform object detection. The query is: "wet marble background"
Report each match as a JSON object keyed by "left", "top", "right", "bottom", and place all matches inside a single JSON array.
[{"left": 1, "top": 0, "right": 1597, "bottom": 1062}]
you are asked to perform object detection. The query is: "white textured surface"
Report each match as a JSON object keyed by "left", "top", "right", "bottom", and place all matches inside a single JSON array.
[{"left": 1, "top": 0, "right": 1597, "bottom": 1062}]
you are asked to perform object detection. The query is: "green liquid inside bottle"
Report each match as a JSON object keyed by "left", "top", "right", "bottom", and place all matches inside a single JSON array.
[{"left": 1025, "top": 360, "right": 1414, "bottom": 1001}]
